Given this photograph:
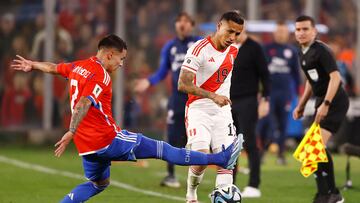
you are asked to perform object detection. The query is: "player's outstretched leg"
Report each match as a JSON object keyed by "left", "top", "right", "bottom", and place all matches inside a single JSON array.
[
  {"left": 60, "top": 181, "right": 109, "bottom": 203},
  {"left": 134, "top": 134, "right": 243, "bottom": 169}
]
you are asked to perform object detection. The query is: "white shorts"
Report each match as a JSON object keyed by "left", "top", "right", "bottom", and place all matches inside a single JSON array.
[{"left": 185, "top": 105, "right": 236, "bottom": 153}]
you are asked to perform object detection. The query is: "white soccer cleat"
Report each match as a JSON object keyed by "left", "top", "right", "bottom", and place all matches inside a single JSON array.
[{"left": 241, "top": 186, "right": 261, "bottom": 198}]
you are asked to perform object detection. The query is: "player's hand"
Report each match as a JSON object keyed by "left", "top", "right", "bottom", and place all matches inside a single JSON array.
[
  {"left": 211, "top": 94, "right": 232, "bottom": 107},
  {"left": 11, "top": 55, "right": 33, "bottom": 72},
  {"left": 133, "top": 79, "right": 150, "bottom": 93},
  {"left": 314, "top": 103, "right": 329, "bottom": 124},
  {"left": 293, "top": 105, "right": 304, "bottom": 120},
  {"left": 54, "top": 131, "right": 74, "bottom": 157},
  {"left": 258, "top": 99, "right": 270, "bottom": 119}
]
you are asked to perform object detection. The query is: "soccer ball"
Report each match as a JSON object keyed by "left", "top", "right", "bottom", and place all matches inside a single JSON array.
[{"left": 210, "top": 184, "right": 242, "bottom": 203}]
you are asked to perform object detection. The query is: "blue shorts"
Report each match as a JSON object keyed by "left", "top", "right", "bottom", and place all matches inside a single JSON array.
[
  {"left": 167, "top": 110, "right": 187, "bottom": 148},
  {"left": 82, "top": 130, "right": 142, "bottom": 181}
]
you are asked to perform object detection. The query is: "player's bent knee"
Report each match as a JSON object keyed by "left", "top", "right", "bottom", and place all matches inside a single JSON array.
[
  {"left": 191, "top": 165, "right": 206, "bottom": 175},
  {"left": 93, "top": 178, "right": 110, "bottom": 190}
]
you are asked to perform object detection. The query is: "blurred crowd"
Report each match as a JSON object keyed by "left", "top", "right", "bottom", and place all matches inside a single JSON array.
[{"left": 0, "top": 0, "right": 357, "bottom": 132}]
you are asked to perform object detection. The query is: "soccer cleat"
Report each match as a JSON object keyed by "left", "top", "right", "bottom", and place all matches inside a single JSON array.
[
  {"left": 312, "top": 193, "right": 329, "bottom": 203},
  {"left": 221, "top": 134, "right": 243, "bottom": 170},
  {"left": 327, "top": 193, "right": 344, "bottom": 203},
  {"left": 327, "top": 190, "right": 345, "bottom": 203},
  {"left": 241, "top": 186, "right": 261, "bottom": 198},
  {"left": 160, "top": 175, "right": 181, "bottom": 188}
]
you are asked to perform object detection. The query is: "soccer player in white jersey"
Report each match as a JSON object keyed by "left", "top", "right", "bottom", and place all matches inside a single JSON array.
[{"left": 178, "top": 11, "right": 245, "bottom": 203}]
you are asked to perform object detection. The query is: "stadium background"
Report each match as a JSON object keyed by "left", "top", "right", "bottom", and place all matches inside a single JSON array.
[{"left": 0, "top": 0, "right": 360, "bottom": 202}]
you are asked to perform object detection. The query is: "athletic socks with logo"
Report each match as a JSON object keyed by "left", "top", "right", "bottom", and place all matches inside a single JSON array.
[{"left": 60, "top": 181, "right": 107, "bottom": 203}]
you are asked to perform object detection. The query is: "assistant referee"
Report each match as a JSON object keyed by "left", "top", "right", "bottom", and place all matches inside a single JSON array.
[{"left": 293, "top": 15, "right": 348, "bottom": 203}]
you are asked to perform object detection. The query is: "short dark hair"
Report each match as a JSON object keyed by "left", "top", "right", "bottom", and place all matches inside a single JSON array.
[
  {"left": 220, "top": 10, "right": 245, "bottom": 25},
  {"left": 295, "top": 15, "right": 315, "bottom": 27},
  {"left": 98, "top": 34, "right": 127, "bottom": 52},
  {"left": 176, "top": 12, "right": 195, "bottom": 26}
]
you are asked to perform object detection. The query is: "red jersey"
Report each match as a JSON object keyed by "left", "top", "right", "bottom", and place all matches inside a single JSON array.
[{"left": 57, "top": 56, "right": 119, "bottom": 155}]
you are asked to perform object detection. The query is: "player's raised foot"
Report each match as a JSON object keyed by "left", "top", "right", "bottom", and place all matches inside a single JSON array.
[
  {"left": 221, "top": 134, "right": 243, "bottom": 170},
  {"left": 160, "top": 175, "right": 180, "bottom": 188}
]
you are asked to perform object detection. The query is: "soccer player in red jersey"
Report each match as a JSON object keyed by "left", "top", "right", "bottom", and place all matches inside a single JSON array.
[{"left": 12, "top": 34, "right": 241, "bottom": 203}]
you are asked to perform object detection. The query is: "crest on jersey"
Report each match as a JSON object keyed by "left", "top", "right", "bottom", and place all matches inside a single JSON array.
[
  {"left": 170, "top": 47, "right": 177, "bottom": 55},
  {"left": 307, "top": 69, "right": 319, "bottom": 82},
  {"left": 284, "top": 49, "right": 292, "bottom": 58}
]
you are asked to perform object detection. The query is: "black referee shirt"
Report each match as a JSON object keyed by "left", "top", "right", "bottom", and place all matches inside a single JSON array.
[
  {"left": 230, "top": 37, "right": 270, "bottom": 100},
  {"left": 299, "top": 40, "right": 340, "bottom": 97}
]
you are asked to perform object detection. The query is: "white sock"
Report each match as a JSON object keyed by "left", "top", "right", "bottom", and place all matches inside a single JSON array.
[
  {"left": 186, "top": 167, "right": 204, "bottom": 200},
  {"left": 215, "top": 169, "right": 233, "bottom": 187}
]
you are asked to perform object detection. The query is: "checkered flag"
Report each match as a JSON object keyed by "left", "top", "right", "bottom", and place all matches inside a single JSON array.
[{"left": 293, "top": 123, "right": 328, "bottom": 177}]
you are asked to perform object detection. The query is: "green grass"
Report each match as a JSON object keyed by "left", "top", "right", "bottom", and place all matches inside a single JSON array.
[{"left": 1, "top": 145, "right": 360, "bottom": 203}]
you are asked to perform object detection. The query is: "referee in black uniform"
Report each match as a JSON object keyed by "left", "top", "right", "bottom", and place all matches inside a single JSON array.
[
  {"left": 293, "top": 15, "right": 348, "bottom": 203},
  {"left": 230, "top": 27, "right": 270, "bottom": 198}
]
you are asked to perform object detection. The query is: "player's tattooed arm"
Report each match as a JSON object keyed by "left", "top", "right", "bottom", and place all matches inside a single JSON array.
[
  {"left": 178, "top": 69, "right": 215, "bottom": 99},
  {"left": 178, "top": 69, "right": 231, "bottom": 107},
  {"left": 12, "top": 55, "right": 58, "bottom": 74},
  {"left": 69, "top": 96, "right": 92, "bottom": 134},
  {"left": 54, "top": 97, "right": 91, "bottom": 157},
  {"left": 55, "top": 96, "right": 91, "bottom": 157}
]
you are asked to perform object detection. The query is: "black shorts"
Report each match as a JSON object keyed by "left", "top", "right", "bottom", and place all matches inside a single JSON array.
[{"left": 314, "top": 88, "right": 349, "bottom": 133}]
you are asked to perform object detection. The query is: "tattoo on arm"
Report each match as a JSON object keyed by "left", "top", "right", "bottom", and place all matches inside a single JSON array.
[
  {"left": 178, "top": 69, "right": 214, "bottom": 99},
  {"left": 69, "top": 96, "right": 92, "bottom": 133}
]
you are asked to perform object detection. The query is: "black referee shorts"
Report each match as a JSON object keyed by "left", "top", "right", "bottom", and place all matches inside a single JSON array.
[{"left": 314, "top": 88, "right": 349, "bottom": 133}]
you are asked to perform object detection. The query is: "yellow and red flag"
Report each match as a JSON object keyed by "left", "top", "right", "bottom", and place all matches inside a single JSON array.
[{"left": 293, "top": 123, "right": 328, "bottom": 177}]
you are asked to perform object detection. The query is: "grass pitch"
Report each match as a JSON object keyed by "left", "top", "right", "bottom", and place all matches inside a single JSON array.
[{"left": 1, "top": 145, "right": 360, "bottom": 203}]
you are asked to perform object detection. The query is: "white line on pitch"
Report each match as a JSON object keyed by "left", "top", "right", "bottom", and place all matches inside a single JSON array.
[{"left": 0, "top": 155, "right": 185, "bottom": 202}]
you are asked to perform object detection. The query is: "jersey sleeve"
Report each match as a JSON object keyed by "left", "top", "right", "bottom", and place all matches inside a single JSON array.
[
  {"left": 181, "top": 41, "right": 204, "bottom": 74},
  {"left": 57, "top": 62, "right": 74, "bottom": 78},
  {"left": 148, "top": 41, "right": 172, "bottom": 85},
  {"left": 81, "top": 71, "right": 109, "bottom": 108},
  {"left": 319, "top": 46, "right": 338, "bottom": 74}
]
